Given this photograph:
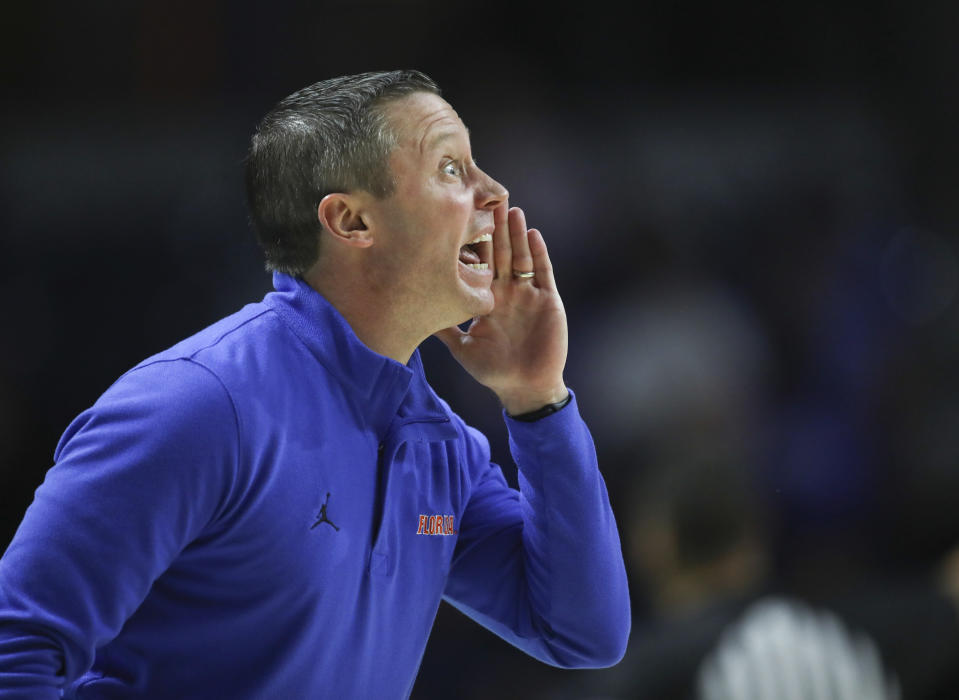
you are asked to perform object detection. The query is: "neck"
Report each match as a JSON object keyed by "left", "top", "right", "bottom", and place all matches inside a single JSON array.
[{"left": 302, "top": 258, "right": 424, "bottom": 365}]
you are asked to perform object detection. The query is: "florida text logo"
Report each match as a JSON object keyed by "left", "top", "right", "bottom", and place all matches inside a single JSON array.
[{"left": 416, "top": 514, "right": 457, "bottom": 536}]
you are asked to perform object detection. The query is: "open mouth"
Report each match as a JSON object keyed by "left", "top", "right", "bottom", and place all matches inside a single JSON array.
[{"left": 458, "top": 232, "right": 492, "bottom": 271}]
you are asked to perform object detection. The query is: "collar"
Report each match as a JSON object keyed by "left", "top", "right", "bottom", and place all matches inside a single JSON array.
[{"left": 263, "top": 272, "right": 454, "bottom": 442}]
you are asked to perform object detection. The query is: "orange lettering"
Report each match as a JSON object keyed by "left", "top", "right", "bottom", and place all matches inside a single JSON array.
[{"left": 417, "top": 515, "right": 427, "bottom": 534}]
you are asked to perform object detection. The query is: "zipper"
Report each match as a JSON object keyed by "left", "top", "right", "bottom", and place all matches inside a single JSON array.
[{"left": 369, "top": 441, "right": 386, "bottom": 553}]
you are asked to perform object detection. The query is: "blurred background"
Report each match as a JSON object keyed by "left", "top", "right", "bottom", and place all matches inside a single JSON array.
[{"left": 3, "top": 1, "right": 959, "bottom": 697}]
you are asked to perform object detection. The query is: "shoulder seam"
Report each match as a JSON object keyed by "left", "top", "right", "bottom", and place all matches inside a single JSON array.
[
  {"left": 106, "top": 308, "right": 273, "bottom": 389},
  {"left": 186, "top": 307, "right": 273, "bottom": 359},
  {"left": 181, "top": 358, "right": 243, "bottom": 526}
]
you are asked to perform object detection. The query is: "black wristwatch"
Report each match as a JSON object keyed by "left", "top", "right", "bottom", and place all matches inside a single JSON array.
[{"left": 508, "top": 392, "right": 572, "bottom": 422}]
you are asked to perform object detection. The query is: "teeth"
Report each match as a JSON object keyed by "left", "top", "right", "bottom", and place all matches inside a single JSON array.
[
  {"left": 465, "top": 263, "right": 488, "bottom": 270},
  {"left": 468, "top": 233, "right": 492, "bottom": 244}
]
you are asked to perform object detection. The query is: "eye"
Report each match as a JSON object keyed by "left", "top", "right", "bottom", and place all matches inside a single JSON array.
[{"left": 442, "top": 160, "right": 462, "bottom": 178}]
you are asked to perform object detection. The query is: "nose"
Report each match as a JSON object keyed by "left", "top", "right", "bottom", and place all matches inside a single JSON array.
[{"left": 475, "top": 168, "right": 508, "bottom": 210}]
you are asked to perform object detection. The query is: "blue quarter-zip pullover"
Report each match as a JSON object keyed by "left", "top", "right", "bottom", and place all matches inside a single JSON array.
[{"left": 0, "top": 272, "right": 630, "bottom": 698}]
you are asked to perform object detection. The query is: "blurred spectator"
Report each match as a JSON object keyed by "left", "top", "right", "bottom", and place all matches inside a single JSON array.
[
  {"left": 580, "top": 275, "right": 770, "bottom": 475},
  {"left": 545, "top": 438, "right": 959, "bottom": 700},
  {"left": 627, "top": 449, "right": 768, "bottom": 618},
  {"left": 553, "top": 448, "right": 770, "bottom": 700}
]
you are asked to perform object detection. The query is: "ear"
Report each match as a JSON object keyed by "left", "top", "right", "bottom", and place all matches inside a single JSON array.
[{"left": 317, "top": 193, "right": 374, "bottom": 248}]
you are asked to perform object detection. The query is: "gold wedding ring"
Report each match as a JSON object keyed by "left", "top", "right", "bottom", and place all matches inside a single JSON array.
[{"left": 512, "top": 270, "right": 535, "bottom": 279}]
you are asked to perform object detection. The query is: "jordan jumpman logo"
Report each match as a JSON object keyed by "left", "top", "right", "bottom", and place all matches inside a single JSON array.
[{"left": 311, "top": 492, "right": 339, "bottom": 531}]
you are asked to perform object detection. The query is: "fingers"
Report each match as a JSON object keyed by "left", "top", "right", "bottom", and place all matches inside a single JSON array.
[
  {"left": 492, "top": 203, "right": 553, "bottom": 288},
  {"left": 492, "top": 202, "right": 511, "bottom": 280},
  {"left": 528, "top": 228, "right": 557, "bottom": 292},
  {"left": 509, "top": 207, "right": 534, "bottom": 275}
]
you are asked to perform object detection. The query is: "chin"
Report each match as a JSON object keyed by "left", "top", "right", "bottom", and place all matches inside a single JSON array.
[{"left": 443, "top": 295, "right": 493, "bottom": 331}]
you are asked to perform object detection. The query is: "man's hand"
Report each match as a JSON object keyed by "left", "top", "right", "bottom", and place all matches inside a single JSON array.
[{"left": 435, "top": 203, "right": 569, "bottom": 415}]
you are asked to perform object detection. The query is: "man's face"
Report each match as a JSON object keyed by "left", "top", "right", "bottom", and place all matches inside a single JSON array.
[{"left": 363, "top": 92, "right": 507, "bottom": 333}]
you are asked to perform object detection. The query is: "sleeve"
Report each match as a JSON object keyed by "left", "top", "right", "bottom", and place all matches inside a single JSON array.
[
  {"left": 442, "top": 391, "right": 631, "bottom": 668},
  {"left": 0, "top": 358, "right": 240, "bottom": 699}
]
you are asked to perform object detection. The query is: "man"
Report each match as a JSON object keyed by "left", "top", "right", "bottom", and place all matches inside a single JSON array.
[{"left": 0, "top": 70, "right": 630, "bottom": 698}]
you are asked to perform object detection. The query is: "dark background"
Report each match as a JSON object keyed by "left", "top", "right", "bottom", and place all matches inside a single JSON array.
[{"left": 3, "top": 1, "right": 959, "bottom": 697}]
